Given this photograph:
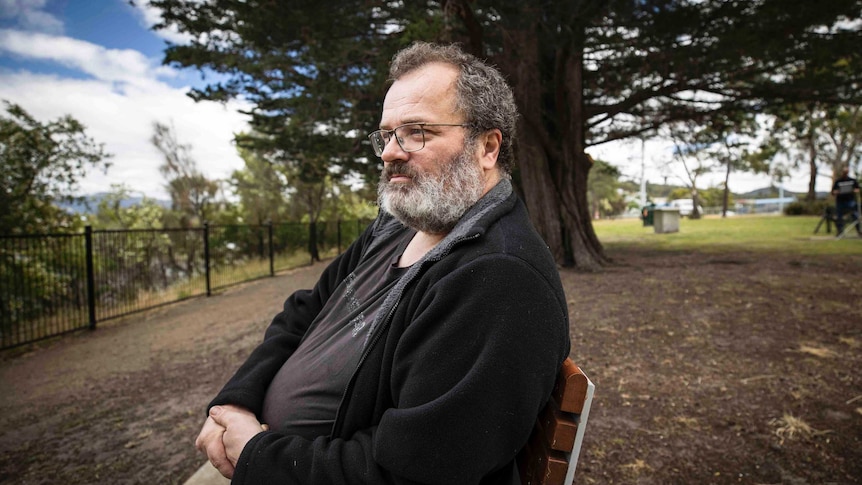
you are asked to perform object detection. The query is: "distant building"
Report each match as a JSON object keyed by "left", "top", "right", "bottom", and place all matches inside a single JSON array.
[{"left": 735, "top": 197, "right": 798, "bottom": 214}]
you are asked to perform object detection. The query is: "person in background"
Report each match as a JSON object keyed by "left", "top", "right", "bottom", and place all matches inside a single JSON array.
[
  {"left": 832, "top": 166, "right": 861, "bottom": 236},
  {"left": 195, "top": 41, "right": 571, "bottom": 484}
]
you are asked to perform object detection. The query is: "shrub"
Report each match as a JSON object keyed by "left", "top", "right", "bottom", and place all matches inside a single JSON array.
[{"left": 784, "top": 199, "right": 832, "bottom": 216}]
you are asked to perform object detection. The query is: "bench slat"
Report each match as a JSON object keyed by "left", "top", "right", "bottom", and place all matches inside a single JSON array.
[
  {"left": 518, "top": 358, "right": 594, "bottom": 485},
  {"left": 552, "top": 358, "right": 589, "bottom": 414},
  {"left": 521, "top": 421, "right": 569, "bottom": 485},
  {"left": 540, "top": 397, "right": 577, "bottom": 452}
]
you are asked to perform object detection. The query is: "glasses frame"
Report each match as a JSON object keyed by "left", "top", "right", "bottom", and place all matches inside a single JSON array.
[{"left": 367, "top": 122, "right": 470, "bottom": 157}]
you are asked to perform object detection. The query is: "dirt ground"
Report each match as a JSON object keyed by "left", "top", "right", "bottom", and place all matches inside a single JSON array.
[{"left": 1, "top": 248, "right": 861, "bottom": 484}]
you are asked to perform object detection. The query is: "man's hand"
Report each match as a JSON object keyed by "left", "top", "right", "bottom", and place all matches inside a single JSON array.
[
  {"left": 207, "top": 405, "right": 268, "bottom": 473},
  {"left": 195, "top": 404, "right": 260, "bottom": 479}
]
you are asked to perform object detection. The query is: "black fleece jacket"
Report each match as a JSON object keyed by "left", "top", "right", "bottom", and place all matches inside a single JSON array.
[{"left": 209, "top": 179, "right": 571, "bottom": 484}]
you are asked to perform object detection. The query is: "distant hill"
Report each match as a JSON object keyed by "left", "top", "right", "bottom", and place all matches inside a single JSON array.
[
  {"left": 58, "top": 193, "right": 171, "bottom": 214},
  {"left": 737, "top": 186, "right": 829, "bottom": 199}
]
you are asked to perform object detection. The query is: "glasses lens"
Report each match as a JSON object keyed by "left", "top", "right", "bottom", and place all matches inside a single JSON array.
[
  {"left": 396, "top": 124, "right": 425, "bottom": 152},
  {"left": 369, "top": 131, "right": 387, "bottom": 157}
]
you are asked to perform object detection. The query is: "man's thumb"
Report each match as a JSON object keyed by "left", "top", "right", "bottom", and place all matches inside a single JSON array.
[{"left": 209, "top": 406, "right": 223, "bottom": 420}]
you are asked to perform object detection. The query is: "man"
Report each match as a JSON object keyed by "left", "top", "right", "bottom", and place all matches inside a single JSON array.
[
  {"left": 196, "top": 41, "right": 571, "bottom": 484},
  {"left": 832, "top": 166, "right": 861, "bottom": 236}
]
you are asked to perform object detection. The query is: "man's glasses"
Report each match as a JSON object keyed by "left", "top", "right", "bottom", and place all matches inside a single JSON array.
[{"left": 367, "top": 123, "right": 469, "bottom": 157}]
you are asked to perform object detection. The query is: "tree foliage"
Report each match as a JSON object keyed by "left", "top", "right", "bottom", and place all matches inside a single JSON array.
[
  {"left": 86, "top": 184, "right": 166, "bottom": 230},
  {"left": 151, "top": 121, "right": 220, "bottom": 227},
  {"left": 147, "top": 0, "right": 862, "bottom": 269},
  {"left": 587, "top": 158, "right": 628, "bottom": 219},
  {"left": 230, "top": 147, "right": 289, "bottom": 225},
  {"left": 756, "top": 103, "right": 862, "bottom": 201},
  {"left": 820, "top": 105, "right": 862, "bottom": 179},
  {"left": 664, "top": 112, "right": 765, "bottom": 217},
  {"left": 0, "top": 101, "right": 111, "bottom": 234}
]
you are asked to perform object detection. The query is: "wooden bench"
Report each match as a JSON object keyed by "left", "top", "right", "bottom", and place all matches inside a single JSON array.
[{"left": 516, "top": 358, "right": 595, "bottom": 485}]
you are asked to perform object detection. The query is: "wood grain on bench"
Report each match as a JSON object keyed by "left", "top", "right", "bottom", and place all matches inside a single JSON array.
[{"left": 517, "top": 358, "right": 594, "bottom": 485}]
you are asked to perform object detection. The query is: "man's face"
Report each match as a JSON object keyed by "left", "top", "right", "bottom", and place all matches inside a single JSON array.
[
  {"left": 379, "top": 139, "right": 485, "bottom": 234},
  {"left": 376, "top": 63, "right": 487, "bottom": 234}
]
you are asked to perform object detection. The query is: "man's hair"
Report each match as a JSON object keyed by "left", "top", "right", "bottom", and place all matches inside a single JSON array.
[{"left": 388, "top": 42, "right": 519, "bottom": 174}]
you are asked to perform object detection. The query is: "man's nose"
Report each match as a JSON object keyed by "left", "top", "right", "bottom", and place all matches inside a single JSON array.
[{"left": 381, "top": 136, "right": 408, "bottom": 163}]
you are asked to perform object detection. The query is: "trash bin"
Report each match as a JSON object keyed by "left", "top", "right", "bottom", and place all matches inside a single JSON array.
[
  {"left": 641, "top": 204, "right": 655, "bottom": 227},
  {"left": 653, "top": 207, "right": 680, "bottom": 234}
]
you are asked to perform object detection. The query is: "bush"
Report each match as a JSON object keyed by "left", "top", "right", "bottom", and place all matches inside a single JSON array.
[{"left": 784, "top": 199, "right": 832, "bottom": 216}]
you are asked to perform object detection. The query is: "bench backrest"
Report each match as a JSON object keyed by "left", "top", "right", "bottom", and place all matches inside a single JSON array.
[{"left": 516, "top": 358, "right": 595, "bottom": 485}]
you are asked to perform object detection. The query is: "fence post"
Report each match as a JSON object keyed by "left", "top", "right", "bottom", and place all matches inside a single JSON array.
[
  {"left": 85, "top": 225, "right": 97, "bottom": 330},
  {"left": 268, "top": 221, "right": 274, "bottom": 276},
  {"left": 204, "top": 223, "right": 211, "bottom": 297}
]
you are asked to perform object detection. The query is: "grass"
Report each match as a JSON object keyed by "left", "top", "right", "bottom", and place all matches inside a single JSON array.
[
  {"left": 132, "top": 249, "right": 335, "bottom": 308},
  {"left": 593, "top": 214, "right": 861, "bottom": 256},
  {"left": 769, "top": 413, "right": 831, "bottom": 444}
]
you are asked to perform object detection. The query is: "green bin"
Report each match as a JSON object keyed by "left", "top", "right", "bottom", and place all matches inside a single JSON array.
[{"left": 641, "top": 204, "right": 655, "bottom": 226}]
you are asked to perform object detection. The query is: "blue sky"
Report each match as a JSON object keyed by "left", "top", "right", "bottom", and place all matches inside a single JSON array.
[
  {"left": 0, "top": 0, "right": 248, "bottom": 199},
  {"left": 0, "top": 0, "right": 831, "bottom": 200}
]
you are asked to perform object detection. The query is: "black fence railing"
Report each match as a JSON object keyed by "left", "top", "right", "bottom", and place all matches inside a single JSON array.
[{"left": 0, "top": 219, "right": 370, "bottom": 350}]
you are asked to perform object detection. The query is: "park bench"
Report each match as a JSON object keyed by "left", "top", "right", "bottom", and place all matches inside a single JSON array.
[
  {"left": 184, "top": 358, "right": 595, "bottom": 485},
  {"left": 516, "top": 357, "right": 595, "bottom": 485}
]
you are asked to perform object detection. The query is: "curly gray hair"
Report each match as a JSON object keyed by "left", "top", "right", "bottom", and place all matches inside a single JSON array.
[{"left": 388, "top": 42, "right": 519, "bottom": 174}]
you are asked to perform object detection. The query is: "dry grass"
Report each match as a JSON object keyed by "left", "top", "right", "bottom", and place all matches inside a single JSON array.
[
  {"left": 797, "top": 343, "right": 839, "bottom": 358},
  {"left": 769, "top": 414, "right": 831, "bottom": 444}
]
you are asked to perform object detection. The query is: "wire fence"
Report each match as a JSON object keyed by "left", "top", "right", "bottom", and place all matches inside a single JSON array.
[{"left": 0, "top": 219, "right": 370, "bottom": 350}]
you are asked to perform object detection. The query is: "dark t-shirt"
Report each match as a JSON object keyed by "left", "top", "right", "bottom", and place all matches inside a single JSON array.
[
  {"left": 833, "top": 175, "right": 859, "bottom": 204},
  {"left": 260, "top": 229, "right": 413, "bottom": 438}
]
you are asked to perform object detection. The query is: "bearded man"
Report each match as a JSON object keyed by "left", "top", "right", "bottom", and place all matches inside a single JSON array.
[{"left": 196, "top": 41, "right": 571, "bottom": 485}]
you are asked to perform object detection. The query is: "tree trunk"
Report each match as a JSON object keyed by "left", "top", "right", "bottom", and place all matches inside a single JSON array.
[
  {"left": 464, "top": 8, "right": 608, "bottom": 270},
  {"left": 517, "top": 128, "right": 566, "bottom": 264},
  {"left": 501, "top": 26, "right": 607, "bottom": 270},
  {"left": 552, "top": 39, "right": 608, "bottom": 270},
  {"left": 308, "top": 220, "right": 320, "bottom": 262},
  {"left": 558, "top": 152, "right": 606, "bottom": 271},
  {"left": 503, "top": 28, "right": 565, "bottom": 264},
  {"left": 806, "top": 126, "right": 818, "bottom": 201},
  {"left": 722, "top": 160, "right": 731, "bottom": 217}
]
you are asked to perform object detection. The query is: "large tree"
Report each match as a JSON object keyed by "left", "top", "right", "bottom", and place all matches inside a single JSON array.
[
  {"left": 148, "top": 0, "right": 862, "bottom": 269},
  {"left": 0, "top": 101, "right": 111, "bottom": 234}
]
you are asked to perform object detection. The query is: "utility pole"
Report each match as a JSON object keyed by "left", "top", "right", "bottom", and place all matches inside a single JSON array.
[{"left": 639, "top": 138, "right": 647, "bottom": 207}]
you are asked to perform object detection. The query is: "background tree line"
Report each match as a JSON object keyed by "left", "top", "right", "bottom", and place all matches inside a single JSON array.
[
  {"left": 146, "top": 0, "right": 862, "bottom": 270},
  {"left": 1, "top": 104, "right": 376, "bottom": 239},
  {"left": 1, "top": 102, "right": 374, "bottom": 338},
  {"left": 3, "top": 1, "right": 862, "bottom": 267}
]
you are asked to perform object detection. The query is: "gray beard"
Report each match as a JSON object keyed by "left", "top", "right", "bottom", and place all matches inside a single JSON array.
[{"left": 378, "top": 148, "right": 485, "bottom": 234}]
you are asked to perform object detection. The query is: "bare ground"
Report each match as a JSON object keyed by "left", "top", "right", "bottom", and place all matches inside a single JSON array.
[{"left": 1, "top": 248, "right": 861, "bottom": 484}]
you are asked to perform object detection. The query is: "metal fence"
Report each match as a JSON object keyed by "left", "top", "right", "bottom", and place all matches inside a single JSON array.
[{"left": 0, "top": 219, "right": 370, "bottom": 350}]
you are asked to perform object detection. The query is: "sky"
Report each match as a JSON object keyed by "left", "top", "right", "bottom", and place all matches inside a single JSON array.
[
  {"left": 0, "top": 0, "right": 249, "bottom": 200},
  {"left": 0, "top": 0, "right": 833, "bottom": 203}
]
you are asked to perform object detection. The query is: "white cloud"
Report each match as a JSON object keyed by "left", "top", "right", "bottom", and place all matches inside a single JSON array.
[
  {"left": 128, "top": 1, "right": 195, "bottom": 45},
  {"left": 0, "top": 28, "right": 174, "bottom": 88},
  {"left": 0, "top": 29, "right": 250, "bottom": 200},
  {"left": 0, "top": 0, "right": 63, "bottom": 34}
]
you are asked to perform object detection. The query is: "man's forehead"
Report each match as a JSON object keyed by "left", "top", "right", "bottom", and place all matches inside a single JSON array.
[{"left": 380, "top": 63, "right": 459, "bottom": 126}]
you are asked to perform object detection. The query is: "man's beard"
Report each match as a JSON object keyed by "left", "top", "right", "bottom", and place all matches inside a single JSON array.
[{"left": 378, "top": 145, "right": 485, "bottom": 234}]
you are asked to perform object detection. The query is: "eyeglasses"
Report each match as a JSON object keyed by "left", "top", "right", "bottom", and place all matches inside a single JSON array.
[{"left": 367, "top": 123, "right": 469, "bottom": 157}]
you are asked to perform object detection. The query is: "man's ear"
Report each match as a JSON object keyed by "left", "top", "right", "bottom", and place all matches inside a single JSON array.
[{"left": 476, "top": 129, "right": 502, "bottom": 170}]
